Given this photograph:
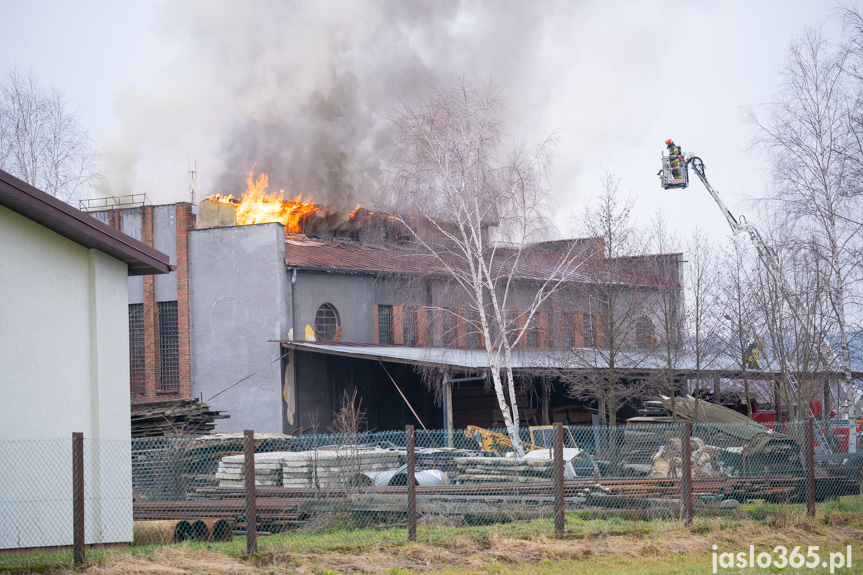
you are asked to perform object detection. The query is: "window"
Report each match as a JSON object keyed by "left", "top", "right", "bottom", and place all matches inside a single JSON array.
[
  {"left": 441, "top": 309, "right": 456, "bottom": 347},
  {"left": 315, "top": 303, "right": 340, "bottom": 341},
  {"left": 636, "top": 316, "right": 655, "bottom": 349},
  {"left": 526, "top": 319, "right": 538, "bottom": 348},
  {"left": 403, "top": 307, "right": 417, "bottom": 346},
  {"left": 129, "top": 304, "right": 145, "bottom": 394},
  {"left": 583, "top": 313, "right": 594, "bottom": 348},
  {"left": 560, "top": 315, "right": 574, "bottom": 348},
  {"left": 378, "top": 305, "right": 393, "bottom": 344},
  {"left": 158, "top": 301, "right": 179, "bottom": 391}
]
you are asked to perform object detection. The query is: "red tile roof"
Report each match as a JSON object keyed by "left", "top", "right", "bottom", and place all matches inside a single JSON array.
[{"left": 284, "top": 235, "right": 679, "bottom": 288}]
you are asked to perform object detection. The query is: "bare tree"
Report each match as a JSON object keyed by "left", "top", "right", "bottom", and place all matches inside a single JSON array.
[
  {"left": 380, "top": 81, "right": 580, "bottom": 456},
  {"left": 683, "top": 227, "right": 725, "bottom": 420},
  {"left": 646, "top": 210, "right": 686, "bottom": 417},
  {"left": 746, "top": 29, "right": 862, "bottom": 420},
  {"left": 563, "top": 173, "right": 657, "bottom": 427},
  {"left": 718, "top": 236, "right": 762, "bottom": 417},
  {"left": 0, "top": 66, "right": 100, "bottom": 203}
]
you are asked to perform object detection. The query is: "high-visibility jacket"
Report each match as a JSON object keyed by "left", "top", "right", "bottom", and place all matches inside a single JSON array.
[{"left": 668, "top": 144, "right": 682, "bottom": 166}]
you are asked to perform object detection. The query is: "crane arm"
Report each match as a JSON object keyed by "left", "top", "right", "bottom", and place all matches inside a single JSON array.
[{"left": 685, "top": 156, "right": 858, "bottom": 443}]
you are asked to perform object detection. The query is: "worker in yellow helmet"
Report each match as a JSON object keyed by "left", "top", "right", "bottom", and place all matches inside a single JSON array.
[{"left": 666, "top": 139, "right": 683, "bottom": 179}]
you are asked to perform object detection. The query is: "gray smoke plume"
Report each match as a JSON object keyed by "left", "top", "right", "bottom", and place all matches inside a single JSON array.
[{"left": 99, "top": 0, "right": 671, "bottom": 211}]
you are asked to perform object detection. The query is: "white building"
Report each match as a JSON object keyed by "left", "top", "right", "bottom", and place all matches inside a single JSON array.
[{"left": 0, "top": 169, "right": 171, "bottom": 549}]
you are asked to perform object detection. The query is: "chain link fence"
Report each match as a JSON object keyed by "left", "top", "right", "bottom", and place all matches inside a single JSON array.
[{"left": 2, "top": 421, "right": 862, "bottom": 567}]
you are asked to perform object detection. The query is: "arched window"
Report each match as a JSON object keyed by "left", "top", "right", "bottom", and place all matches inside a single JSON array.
[
  {"left": 635, "top": 316, "right": 655, "bottom": 349},
  {"left": 315, "top": 303, "right": 341, "bottom": 341}
]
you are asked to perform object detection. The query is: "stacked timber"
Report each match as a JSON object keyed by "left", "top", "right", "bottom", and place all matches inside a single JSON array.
[
  {"left": 454, "top": 456, "right": 554, "bottom": 484},
  {"left": 281, "top": 450, "right": 400, "bottom": 488},
  {"left": 131, "top": 398, "right": 229, "bottom": 437},
  {"left": 215, "top": 453, "right": 287, "bottom": 487}
]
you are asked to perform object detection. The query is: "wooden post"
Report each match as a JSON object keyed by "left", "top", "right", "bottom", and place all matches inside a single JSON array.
[
  {"left": 244, "top": 430, "right": 257, "bottom": 554},
  {"left": 804, "top": 418, "right": 816, "bottom": 517},
  {"left": 406, "top": 425, "right": 417, "bottom": 542},
  {"left": 681, "top": 421, "right": 693, "bottom": 526},
  {"left": 72, "top": 432, "right": 84, "bottom": 565},
  {"left": 541, "top": 384, "right": 550, "bottom": 426},
  {"left": 553, "top": 422, "right": 565, "bottom": 535}
]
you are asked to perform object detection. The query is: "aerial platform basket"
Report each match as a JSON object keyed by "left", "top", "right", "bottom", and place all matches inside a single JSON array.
[{"left": 659, "top": 154, "right": 689, "bottom": 189}]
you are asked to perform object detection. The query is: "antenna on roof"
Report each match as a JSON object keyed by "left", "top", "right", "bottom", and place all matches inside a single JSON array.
[{"left": 188, "top": 154, "right": 198, "bottom": 205}]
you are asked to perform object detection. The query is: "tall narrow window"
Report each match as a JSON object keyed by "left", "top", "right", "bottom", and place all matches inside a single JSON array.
[
  {"left": 560, "top": 314, "right": 574, "bottom": 348},
  {"left": 441, "top": 309, "right": 457, "bottom": 347},
  {"left": 636, "top": 316, "right": 655, "bottom": 349},
  {"left": 583, "top": 313, "right": 594, "bottom": 348},
  {"left": 129, "top": 304, "right": 145, "bottom": 394},
  {"left": 403, "top": 307, "right": 417, "bottom": 346},
  {"left": 158, "top": 301, "right": 180, "bottom": 391},
  {"left": 378, "top": 304, "right": 393, "bottom": 344}
]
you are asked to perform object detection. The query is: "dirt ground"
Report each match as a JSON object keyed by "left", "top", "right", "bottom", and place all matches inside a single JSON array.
[{"left": 27, "top": 517, "right": 863, "bottom": 575}]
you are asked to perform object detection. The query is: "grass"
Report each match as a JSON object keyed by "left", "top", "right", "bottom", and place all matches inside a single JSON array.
[{"left": 3, "top": 496, "right": 863, "bottom": 574}]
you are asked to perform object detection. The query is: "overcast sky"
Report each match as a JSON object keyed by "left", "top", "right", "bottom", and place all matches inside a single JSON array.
[{"left": 0, "top": 0, "right": 845, "bottom": 244}]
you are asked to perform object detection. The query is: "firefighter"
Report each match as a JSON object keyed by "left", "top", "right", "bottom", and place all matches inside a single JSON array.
[
  {"left": 744, "top": 337, "right": 760, "bottom": 370},
  {"left": 665, "top": 139, "right": 683, "bottom": 179}
]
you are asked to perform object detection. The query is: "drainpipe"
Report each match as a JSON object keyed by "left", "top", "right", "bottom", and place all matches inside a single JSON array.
[{"left": 288, "top": 266, "right": 299, "bottom": 433}]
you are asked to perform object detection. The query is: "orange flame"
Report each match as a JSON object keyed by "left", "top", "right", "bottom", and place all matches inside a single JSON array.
[{"left": 210, "top": 169, "right": 318, "bottom": 233}]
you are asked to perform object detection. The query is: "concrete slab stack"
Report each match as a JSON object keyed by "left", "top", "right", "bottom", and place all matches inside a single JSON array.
[
  {"left": 281, "top": 450, "right": 400, "bottom": 488},
  {"left": 215, "top": 452, "right": 288, "bottom": 487}
]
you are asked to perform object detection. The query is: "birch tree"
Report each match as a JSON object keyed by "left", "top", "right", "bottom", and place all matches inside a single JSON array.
[
  {"left": 0, "top": 66, "right": 100, "bottom": 204},
  {"left": 746, "top": 29, "right": 862, "bottom": 420},
  {"left": 381, "top": 82, "right": 580, "bottom": 456}
]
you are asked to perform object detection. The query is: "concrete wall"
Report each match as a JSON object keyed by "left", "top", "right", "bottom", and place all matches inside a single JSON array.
[
  {"left": 189, "top": 223, "right": 289, "bottom": 433},
  {"left": 292, "top": 271, "right": 376, "bottom": 344},
  {"left": 0, "top": 206, "right": 133, "bottom": 548}
]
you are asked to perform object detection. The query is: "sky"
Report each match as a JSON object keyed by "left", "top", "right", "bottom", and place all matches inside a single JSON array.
[{"left": 0, "top": 0, "right": 846, "bottom": 245}]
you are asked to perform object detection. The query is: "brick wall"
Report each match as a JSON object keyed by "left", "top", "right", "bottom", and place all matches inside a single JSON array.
[
  {"left": 174, "top": 204, "right": 193, "bottom": 399},
  {"left": 140, "top": 206, "right": 159, "bottom": 400},
  {"left": 105, "top": 203, "right": 196, "bottom": 404}
]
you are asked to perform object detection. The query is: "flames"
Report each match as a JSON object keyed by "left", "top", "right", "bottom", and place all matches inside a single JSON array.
[{"left": 210, "top": 170, "right": 320, "bottom": 233}]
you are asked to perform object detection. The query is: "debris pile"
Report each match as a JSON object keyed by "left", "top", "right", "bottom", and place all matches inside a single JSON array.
[
  {"left": 131, "top": 398, "right": 229, "bottom": 437},
  {"left": 648, "top": 437, "right": 731, "bottom": 478}
]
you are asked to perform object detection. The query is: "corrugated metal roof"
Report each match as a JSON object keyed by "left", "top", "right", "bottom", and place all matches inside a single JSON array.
[
  {"left": 0, "top": 169, "right": 172, "bottom": 276},
  {"left": 275, "top": 341, "right": 859, "bottom": 377},
  {"left": 284, "top": 235, "right": 678, "bottom": 288}
]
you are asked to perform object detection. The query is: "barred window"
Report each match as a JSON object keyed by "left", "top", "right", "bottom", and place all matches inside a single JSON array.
[
  {"left": 636, "top": 316, "right": 655, "bottom": 349},
  {"left": 560, "top": 315, "right": 574, "bottom": 348},
  {"left": 129, "top": 304, "right": 145, "bottom": 394},
  {"left": 441, "top": 309, "right": 456, "bottom": 347},
  {"left": 583, "top": 313, "right": 594, "bottom": 348},
  {"left": 525, "top": 316, "right": 538, "bottom": 348},
  {"left": 378, "top": 305, "right": 393, "bottom": 344},
  {"left": 158, "top": 301, "right": 179, "bottom": 391},
  {"left": 315, "top": 303, "right": 340, "bottom": 341},
  {"left": 466, "top": 313, "right": 480, "bottom": 349},
  {"left": 403, "top": 307, "right": 418, "bottom": 346}
]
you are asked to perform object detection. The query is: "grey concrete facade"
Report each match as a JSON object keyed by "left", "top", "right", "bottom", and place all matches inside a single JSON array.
[{"left": 189, "top": 223, "right": 289, "bottom": 433}]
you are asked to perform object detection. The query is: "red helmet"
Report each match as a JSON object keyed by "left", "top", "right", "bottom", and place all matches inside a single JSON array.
[{"left": 665, "top": 139, "right": 674, "bottom": 146}]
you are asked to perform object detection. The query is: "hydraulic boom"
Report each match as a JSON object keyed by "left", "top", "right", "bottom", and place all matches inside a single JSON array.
[{"left": 661, "top": 154, "right": 860, "bottom": 453}]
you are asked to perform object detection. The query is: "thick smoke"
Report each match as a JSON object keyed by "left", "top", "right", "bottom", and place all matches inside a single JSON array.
[{"left": 100, "top": 0, "right": 671, "bottom": 212}]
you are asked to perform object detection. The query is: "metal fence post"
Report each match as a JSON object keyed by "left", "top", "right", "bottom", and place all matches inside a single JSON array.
[
  {"left": 72, "top": 432, "right": 84, "bottom": 565},
  {"left": 244, "top": 429, "right": 257, "bottom": 554},
  {"left": 681, "top": 421, "right": 693, "bottom": 526},
  {"left": 553, "top": 422, "right": 565, "bottom": 535},
  {"left": 406, "top": 425, "right": 417, "bottom": 542},
  {"left": 804, "top": 418, "right": 816, "bottom": 517}
]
